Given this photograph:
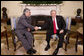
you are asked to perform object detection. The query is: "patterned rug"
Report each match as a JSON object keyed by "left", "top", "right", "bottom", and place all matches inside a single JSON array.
[{"left": 1, "top": 34, "right": 83, "bottom": 55}]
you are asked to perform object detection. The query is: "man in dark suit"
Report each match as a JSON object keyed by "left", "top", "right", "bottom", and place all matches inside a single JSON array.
[
  {"left": 38, "top": 10, "right": 66, "bottom": 55},
  {"left": 15, "top": 8, "right": 38, "bottom": 54}
]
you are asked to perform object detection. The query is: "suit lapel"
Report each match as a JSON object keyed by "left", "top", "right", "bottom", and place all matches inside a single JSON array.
[{"left": 50, "top": 16, "right": 53, "bottom": 25}]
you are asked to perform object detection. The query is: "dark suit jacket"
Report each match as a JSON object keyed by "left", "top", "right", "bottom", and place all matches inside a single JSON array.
[{"left": 41, "top": 15, "right": 66, "bottom": 35}]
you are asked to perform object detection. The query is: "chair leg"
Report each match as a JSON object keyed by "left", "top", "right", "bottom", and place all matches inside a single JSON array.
[
  {"left": 14, "top": 39, "right": 16, "bottom": 51},
  {"left": 11, "top": 30, "right": 16, "bottom": 51},
  {"left": 66, "top": 33, "right": 70, "bottom": 44},
  {"left": 65, "top": 43, "right": 67, "bottom": 51},
  {"left": 65, "top": 35, "right": 70, "bottom": 51},
  {"left": 75, "top": 34, "right": 78, "bottom": 52},
  {"left": 65, "top": 36, "right": 68, "bottom": 51},
  {"left": 75, "top": 43, "right": 77, "bottom": 52},
  {"left": 67, "top": 36, "right": 70, "bottom": 44},
  {"left": 5, "top": 30, "right": 9, "bottom": 50}
]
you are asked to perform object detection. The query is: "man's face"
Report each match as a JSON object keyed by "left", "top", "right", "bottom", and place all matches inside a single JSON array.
[
  {"left": 25, "top": 11, "right": 31, "bottom": 17},
  {"left": 51, "top": 11, "right": 56, "bottom": 18}
]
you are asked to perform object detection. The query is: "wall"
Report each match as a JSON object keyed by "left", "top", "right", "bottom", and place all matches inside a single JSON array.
[
  {"left": 1, "top": 1, "right": 22, "bottom": 18},
  {"left": 60, "top": 1, "right": 83, "bottom": 18},
  {"left": 1, "top": 1, "right": 83, "bottom": 19}
]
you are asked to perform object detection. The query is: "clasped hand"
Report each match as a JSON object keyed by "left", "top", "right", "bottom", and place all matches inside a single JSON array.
[
  {"left": 34, "top": 26, "right": 39, "bottom": 31},
  {"left": 27, "top": 26, "right": 39, "bottom": 32}
]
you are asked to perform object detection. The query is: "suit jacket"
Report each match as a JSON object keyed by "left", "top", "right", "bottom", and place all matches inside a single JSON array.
[
  {"left": 16, "top": 14, "right": 34, "bottom": 34},
  {"left": 41, "top": 15, "right": 66, "bottom": 35}
]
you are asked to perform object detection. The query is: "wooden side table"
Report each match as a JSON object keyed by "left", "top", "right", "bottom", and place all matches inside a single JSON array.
[
  {"left": 71, "top": 18, "right": 83, "bottom": 23},
  {"left": 76, "top": 27, "right": 83, "bottom": 44},
  {"left": 1, "top": 21, "right": 9, "bottom": 50},
  {"left": 66, "top": 31, "right": 83, "bottom": 52},
  {"left": 1, "top": 28, "right": 9, "bottom": 50},
  {"left": 75, "top": 31, "right": 83, "bottom": 52}
]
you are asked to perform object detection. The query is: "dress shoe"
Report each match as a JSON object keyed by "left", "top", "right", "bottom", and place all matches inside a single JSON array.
[
  {"left": 45, "top": 45, "right": 50, "bottom": 51},
  {"left": 27, "top": 50, "right": 34, "bottom": 54},
  {"left": 30, "top": 48, "right": 37, "bottom": 53}
]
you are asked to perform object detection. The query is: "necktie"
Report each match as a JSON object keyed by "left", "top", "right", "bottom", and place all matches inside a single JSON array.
[{"left": 53, "top": 18, "right": 57, "bottom": 34}]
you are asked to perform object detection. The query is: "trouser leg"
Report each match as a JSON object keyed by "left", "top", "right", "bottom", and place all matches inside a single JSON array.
[
  {"left": 25, "top": 32, "right": 33, "bottom": 48},
  {"left": 19, "top": 36, "right": 32, "bottom": 51},
  {"left": 46, "top": 34, "right": 52, "bottom": 46},
  {"left": 57, "top": 33, "right": 65, "bottom": 49},
  {"left": 18, "top": 32, "right": 33, "bottom": 51}
]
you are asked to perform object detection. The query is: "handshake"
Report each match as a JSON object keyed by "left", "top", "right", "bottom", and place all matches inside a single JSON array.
[
  {"left": 27, "top": 26, "right": 41, "bottom": 32},
  {"left": 34, "top": 26, "right": 40, "bottom": 31}
]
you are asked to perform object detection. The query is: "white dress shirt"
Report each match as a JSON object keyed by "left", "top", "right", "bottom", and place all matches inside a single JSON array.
[{"left": 52, "top": 17, "right": 59, "bottom": 30}]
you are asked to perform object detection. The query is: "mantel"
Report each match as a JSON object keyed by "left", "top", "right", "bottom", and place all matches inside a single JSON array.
[
  {"left": 20, "top": 4, "right": 63, "bottom": 15},
  {"left": 20, "top": 4, "right": 63, "bottom": 6}
]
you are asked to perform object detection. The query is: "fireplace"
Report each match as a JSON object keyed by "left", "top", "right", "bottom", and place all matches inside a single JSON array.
[
  {"left": 37, "top": 21, "right": 45, "bottom": 26},
  {"left": 31, "top": 15, "right": 50, "bottom": 28}
]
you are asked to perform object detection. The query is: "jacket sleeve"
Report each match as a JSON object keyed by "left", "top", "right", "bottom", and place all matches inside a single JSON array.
[
  {"left": 41, "top": 18, "right": 50, "bottom": 30},
  {"left": 20, "top": 18, "right": 34, "bottom": 30}
]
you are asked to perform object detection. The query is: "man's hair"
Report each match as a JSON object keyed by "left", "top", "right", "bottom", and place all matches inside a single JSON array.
[
  {"left": 23, "top": 8, "right": 30, "bottom": 14},
  {"left": 50, "top": 10, "right": 56, "bottom": 14}
]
